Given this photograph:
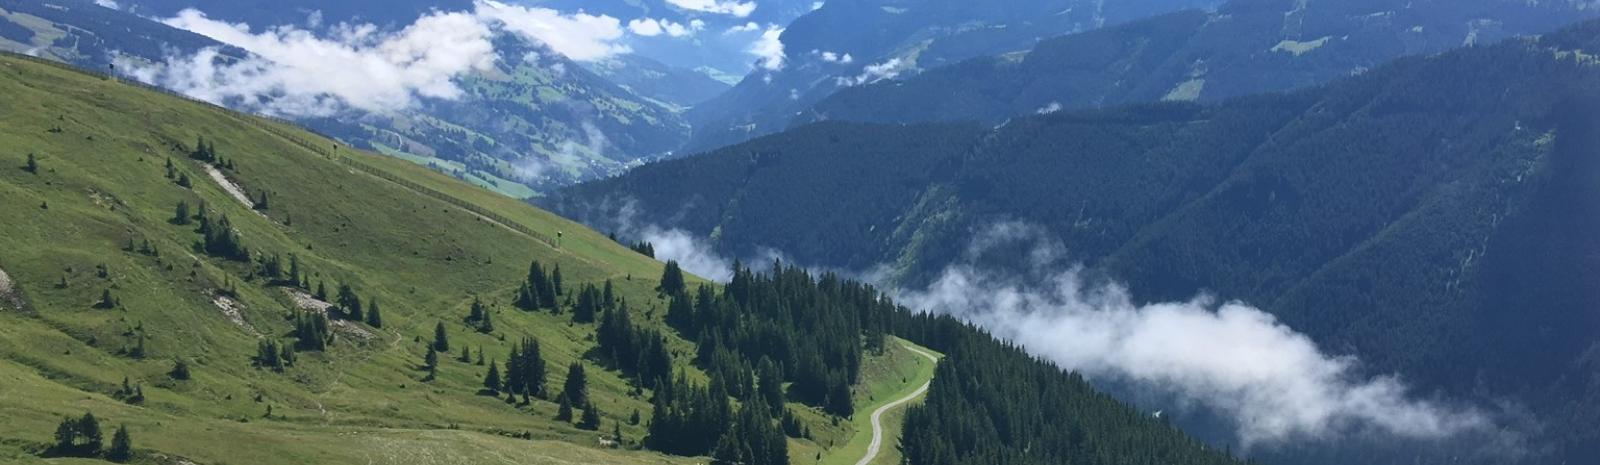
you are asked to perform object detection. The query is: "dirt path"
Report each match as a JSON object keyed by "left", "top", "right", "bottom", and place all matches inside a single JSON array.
[{"left": 855, "top": 343, "right": 939, "bottom": 465}]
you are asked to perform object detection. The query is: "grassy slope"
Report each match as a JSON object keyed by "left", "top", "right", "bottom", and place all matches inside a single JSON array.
[
  {"left": 813, "top": 337, "right": 940, "bottom": 465},
  {"left": 0, "top": 54, "right": 887, "bottom": 464}
]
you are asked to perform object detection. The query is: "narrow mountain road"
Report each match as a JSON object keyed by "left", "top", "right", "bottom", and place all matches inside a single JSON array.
[{"left": 855, "top": 343, "right": 939, "bottom": 465}]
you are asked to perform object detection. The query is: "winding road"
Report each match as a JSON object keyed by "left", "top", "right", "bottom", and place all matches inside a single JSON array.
[{"left": 855, "top": 343, "right": 940, "bottom": 465}]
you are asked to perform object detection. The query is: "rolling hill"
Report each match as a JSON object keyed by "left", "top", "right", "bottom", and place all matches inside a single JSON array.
[
  {"left": 548, "top": 18, "right": 1600, "bottom": 464},
  {"left": 0, "top": 50, "right": 1242, "bottom": 465}
]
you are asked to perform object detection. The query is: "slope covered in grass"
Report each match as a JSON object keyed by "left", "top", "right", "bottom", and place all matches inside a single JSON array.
[{"left": 0, "top": 51, "right": 707, "bottom": 464}]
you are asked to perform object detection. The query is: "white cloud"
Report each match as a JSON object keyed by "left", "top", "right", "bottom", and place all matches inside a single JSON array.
[
  {"left": 665, "top": 0, "right": 757, "bottom": 18},
  {"left": 725, "top": 22, "right": 761, "bottom": 34},
  {"left": 836, "top": 58, "right": 903, "bottom": 86},
  {"left": 119, "top": 2, "right": 642, "bottom": 117},
  {"left": 94, "top": 0, "right": 119, "bottom": 9},
  {"left": 475, "top": 0, "right": 628, "bottom": 61},
  {"left": 816, "top": 50, "right": 853, "bottom": 64},
  {"left": 892, "top": 222, "right": 1492, "bottom": 446},
  {"left": 1036, "top": 101, "right": 1063, "bottom": 114},
  {"left": 627, "top": 17, "right": 702, "bottom": 38},
  {"left": 131, "top": 8, "right": 497, "bottom": 116},
  {"left": 748, "top": 25, "right": 785, "bottom": 71}
]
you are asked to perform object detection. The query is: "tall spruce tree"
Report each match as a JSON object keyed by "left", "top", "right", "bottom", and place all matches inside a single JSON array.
[
  {"left": 563, "top": 362, "right": 589, "bottom": 407},
  {"left": 108, "top": 424, "right": 132, "bottom": 462},
  {"left": 433, "top": 322, "right": 450, "bottom": 352}
]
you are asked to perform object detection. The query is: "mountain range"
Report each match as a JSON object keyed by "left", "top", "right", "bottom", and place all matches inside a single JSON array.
[{"left": 549, "top": 18, "right": 1600, "bottom": 463}]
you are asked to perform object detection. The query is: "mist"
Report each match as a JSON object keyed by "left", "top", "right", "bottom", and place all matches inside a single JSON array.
[{"left": 893, "top": 222, "right": 1498, "bottom": 447}]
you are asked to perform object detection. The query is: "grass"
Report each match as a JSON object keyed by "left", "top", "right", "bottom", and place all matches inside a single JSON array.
[
  {"left": 0, "top": 54, "right": 893, "bottom": 464},
  {"left": 803, "top": 337, "right": 941, "bottom": 465}
]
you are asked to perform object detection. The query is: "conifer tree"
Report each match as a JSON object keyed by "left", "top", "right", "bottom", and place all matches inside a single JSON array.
[
  {"left": 657, "top": 261, "right": 686, "bottom": 296},
  {"left": 483, "top": 360, "right": 501, "bottom": 394},
  {"left": 98, "top": 289, "right": 116, "bottom": 309},
  {"left": 108, "top": 424, "right": 132, "bottom": 462},
  {"left": 556, "top": 393, "right": 574, "bottom": 422},
  {"left": 579, "top": 404, "right": 602, "bottom": 431},
  {"left": 552, "top": 265, "right": 563, "bottom": 296},
  {"left": 563, "top": 362, "right": 589, "bottom": 408},
  {"left": 365, "top": 298, "right": 382, "bottom": 328},
  {"left": 479, "top": 309, "right": 494, "bottom": 334},
  {"left": 424, "top": 347, "right": 439, "bottom": 379},
  {"left": 177, "top": 172, "right": 192, "bottom": 188},
  {"left": 78, "top": 412, "right": 103, "bottom": 453},
  {"left": 172, "top": 201, "right": 191, "bottom": 225},
  {"left": 170, "top": 360, "right": 191, "bottom": 380},
  {"left": 25, "top": 152, "right": 37, "bottom": 173},
  {"left": 458, "top": 346, "right": 471, "bottom": 363},
  {"left": 433, "top": 322, "right": 450, "bottom": 352}
]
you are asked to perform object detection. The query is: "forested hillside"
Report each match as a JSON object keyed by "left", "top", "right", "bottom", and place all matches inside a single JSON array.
[
  {"left": 807, "top": 0, "right": 1600, "bottom": 127},
  {"left": 0, "top": 51, "right": 1243, "bottom": 465},
  {"left": 550, "top": 19, "right": 1600, "bottom": 463}
]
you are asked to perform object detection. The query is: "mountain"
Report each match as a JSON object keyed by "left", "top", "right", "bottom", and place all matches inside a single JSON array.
[
  {"left": 548, "top": 19, "right": 1600, "bottom": 463},
  {"left": 679, "top": 0, "right": 1220, "bottom": 154},
  {"left": 583, "top": 53, "right": 731, "bottom": 110},
  {"left": 0, "top": 0, "right": 694, "bottom": 196},
  {"left": 113, "top": 0, "right": 475, "bottom": 28},
  {"left": 0, "top": 51, "right": 1239, "bottom": 465},
  {"left": 807, "top": 0, "right": 1600, "bottom": 127}
]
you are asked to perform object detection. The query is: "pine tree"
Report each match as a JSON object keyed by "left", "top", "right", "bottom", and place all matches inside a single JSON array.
[
  {"left": 53, "top": 416, "right": 76, "bottom": 454},
  {"left": 365, "top": 298, "right": 383, "bottom": 328},
  {"left": 25, "top": 152, "right": 37, "bottom": 173},
  {"left": 564, "top": 362, "right": 589, "bottom": 408},
  {"left": 108, "top": 424, "right": 132, "bottom": 462},
  {"left": 483, "top": 360, "right": 501, "bottom": 394},
  {"left": 552, "top": 265, "right": 564, "bottom": 296},
  {"left": 479, "top": 308, "right": 494, "bottom": 334},
  {"left": 170, "top": 360, "right": 191, "bottom": 380},
  {"left": 630, "top": 409, "right": 641, "bottom": 425},
  {"left": 164, "top": 158, "right": 175, "bottom": 179},
  {"left": 254, "top": 190, "right": 269, "bottom": 210},
  {"left": 78, "top": 412, "right": 103, "bottom": 454},
  {"left": 657, "top": 261, "right": 686, "bottom": 296},
  {"left": 579, "top": 404, "right": 602, "bottom": 430},
  {"left": 433, "top": 322, "right": 450, "bottom": 352},
  {"left": 172, "top": 201, "right": 191, "bottom": 225},
  {"left": 424, "top": 347, "right": 439, "bottom": 380},
  {"left": 177, "top": 172, "right": 192, "bottom": 188},
  {"left": 556, "top": 393, "right": 574, "bottom": 422},
  {"left": 315, "top": 280, "right": 328, "bottom": 301},
  {"left": 613, "top": 420, "right": 624, "bottom": 446},
  {"left": 458, "top": 346, "right": 471, "bottom": 363},
  {"left": 98, "top": 289, "right": 116, "bottom": 309}
]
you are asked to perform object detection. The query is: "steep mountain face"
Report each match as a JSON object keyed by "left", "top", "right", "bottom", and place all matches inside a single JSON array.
[
  {"left": 808, "top": 0, "right": 1600, "bottom": 126},
  {"left": 549, "top": 21, "right": 1600, "bottom": 463},
  {"left": 680, "top": 0, "right": 1220, "bottom": 154},
  {"left": 0, "top": 0, "right": 692, "bottom": 196}
]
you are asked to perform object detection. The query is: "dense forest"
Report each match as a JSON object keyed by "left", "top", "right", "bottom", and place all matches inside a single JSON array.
[{"left": 550, "top": 19, "right": 1600, "bottom": 464}]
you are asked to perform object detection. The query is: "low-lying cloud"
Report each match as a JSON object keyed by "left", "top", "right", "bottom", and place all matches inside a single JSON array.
[
  {"left": 116, "top": 1, "right": 639, "bottom": 117},
  {"left": 892, "top": 222, "right": 1492, "bottom": 446},
  {"left": 666, "top": 0, "right": 758, "bottom": 18}
]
